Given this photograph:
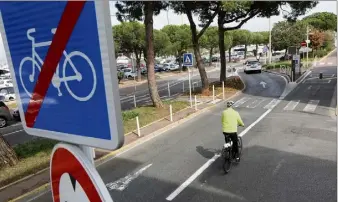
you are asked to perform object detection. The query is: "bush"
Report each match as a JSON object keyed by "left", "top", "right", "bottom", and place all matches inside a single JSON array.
[
  {"left": 122, "top": 111, "right": 139, "bottom": 121},
  {"left": 264, "top": 61, "right": 291, "bottom": 70},
  {"left": 314, "top": 49, "right": 329, "bottom": 58},
  {"left": 225, "top": 77, "right": 244, "bottom": 90}
]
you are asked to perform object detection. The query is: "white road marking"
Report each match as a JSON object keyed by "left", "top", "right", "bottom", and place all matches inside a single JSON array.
[
  {"left": 328, "top": 80, "right": 331, "bottom": 83},
  {"left": 233, "top": 97, "right": 250, "bottom": 108},
  {"left": 106, "top": 164, "right": 152, "bottom": 191},
  {"left": 283, "top": 100, "right": 300, "bottom": 111},
  {"left": 307, "top": 85, "right": 312, "bottom": 90},
  {"left": 272, "top": 159, "right": 285, "bottom": 176},
  {"left": 303, "top": 100, "right": 320, "bottom": 112},
  {"left": 332, "top": 74, "right": 335, "bottom": 77},
  {"left": 319, "top": 62, "right": 325, "bottom": 65},
  {"left": 246, "top": 99, "right": 265, "bottom": 108},
  {"left": 264, "top": 99, "right": 281, "bottom": 109},
  {"left": 166, "top": 108, "right": 273, "bottom": 201},
  {"left": 3, "top": 129, "right": 24, "bottom": 137},
  {"left": 166, "top": 154, "right": 220, "bottom": 201},
  {"left": 327, "top": 62, "right": 333, "bottom": 65}
]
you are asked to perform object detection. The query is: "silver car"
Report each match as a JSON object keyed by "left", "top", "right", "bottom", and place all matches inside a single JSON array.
[{"left": 0, "top": 101, "right": 13, "bottom": 128}]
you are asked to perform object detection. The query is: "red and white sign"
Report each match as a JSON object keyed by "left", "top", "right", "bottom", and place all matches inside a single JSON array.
[
  {"left": 301, "top": 41, "right": 307, "bottom": 47},
  {"left": 50, "top": 143, "right": 113, "bottom": 202}
]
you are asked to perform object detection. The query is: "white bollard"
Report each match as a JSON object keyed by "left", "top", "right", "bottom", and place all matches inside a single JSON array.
[
  {"left": 169, "top": 104, "right": 173, "bottom": 122},
  {"left": 136, "top": 116, "right": 141, "bottom": 137},
  {"left": 222, "top": 81, "right": 225, "bottom": 100},
  {"left": 168, "top": 82, "right": 171, "bottom": 97},
  {"left": 194, "top": 95, "right": 197, "bottom": 111},
  {"left": 213, "top": 85, "right": 215, "bottom": 101},
  {"left": 133, "top": 94, "right": 136, "bottom": 108}
]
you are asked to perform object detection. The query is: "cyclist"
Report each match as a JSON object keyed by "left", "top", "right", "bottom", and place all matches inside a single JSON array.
[{"left": 222, "top": 101, "right": 245, "bottom": 161}]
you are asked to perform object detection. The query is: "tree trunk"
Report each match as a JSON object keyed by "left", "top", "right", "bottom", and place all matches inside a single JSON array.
[
  {"left": 134, "top": 50, "right": 142, "bottom": 82},
  {"left": 244, "top": 44, "right": 247, "bottom": 59},
  {"left": 218, "top": 26, "right": 227, "bottom": 82},
  {"left": 0, "top": 135, "right": 18, "bottom": 167},
  {"left": 144, "top": 2, "right": 163, "bottom": 108},
  {"left": 186, "top": 9, "right": 209, "bottom": 95},
  {"left": 255, "top": 44, "right": 258, "bottom": 56},
  {"left": 228, "top": 47, "right": 232, "bottom": 62},
  {"left": 178, "top": 54, "right": 182, "bottom": 72},
  {"left": 208, "top": 48, "right": 213, "bottom": 67}
]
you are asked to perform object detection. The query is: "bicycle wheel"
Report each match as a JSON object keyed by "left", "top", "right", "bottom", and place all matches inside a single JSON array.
[
  {"left": 63, "top": 51, "right": 96, "bottom": 102},
  {"left": 19, "top": 57, "right": 40, "bottom": 98},
  {"left": 236, "top": 136, "right": 243, "bottom": 162},
  {"left": 223, "top": 149, "right": 232, "bottom": 174}
]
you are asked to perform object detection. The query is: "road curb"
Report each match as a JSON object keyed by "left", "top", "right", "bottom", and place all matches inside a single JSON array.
[
  {"left": 263, "top": 70, "right": 291, "bottom": 83},
  {"left": 6, "top": 77, "right": 246, "bottom": 202},
  {"left": 318, "top": 48, "right": 336, "bottom": 62}
]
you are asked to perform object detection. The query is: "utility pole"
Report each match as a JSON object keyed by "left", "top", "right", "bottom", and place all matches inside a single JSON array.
[
  {"left": 268, "top": 17, "right": 272, "bottom": 64},
  {"left": 166, "top": 10, "right": 170, "bottom": 25},
  {"left": 306, "top": 26, "right": 309, "bottom": 69}
]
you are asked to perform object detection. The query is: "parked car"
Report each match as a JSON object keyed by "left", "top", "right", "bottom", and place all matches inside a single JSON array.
[
  {"left": 0, "top": 79, "right": 13, "bottom": 87},
  {"left": 0, "top": 101, "right": 13, "bottom": 128},
  {"left": 0, "top": 87, "right": 15, "bottom": 101},
  {"left": 161, "top": 63, "right": 171, "bottom": 71},
  {"left": 169, "top": 64, "right": 179, "bottom": 71},
  {"left": 123, "top": 68, "right": 137, "bottom": 78},
  {"left": 244, "top": 60, "right": 262, "bottom": 74},
  {"left": 12, "top": 107, "right": 20, "bottom": 121}
]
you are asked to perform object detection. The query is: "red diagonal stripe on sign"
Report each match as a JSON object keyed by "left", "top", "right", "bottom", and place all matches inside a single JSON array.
[{"left": 25, "top": 1, "right": 86, "bottom": 128}]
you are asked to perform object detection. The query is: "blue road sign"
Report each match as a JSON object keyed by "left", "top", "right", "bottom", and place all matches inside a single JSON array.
[
  {"left": 183, "top": 53, "right": 193, "bottom": 66},
  {"left": 0, "top": 1, "right": 124, "bottom": 150}
]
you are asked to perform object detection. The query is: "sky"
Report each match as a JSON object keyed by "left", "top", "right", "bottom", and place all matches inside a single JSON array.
[
  {"left": 0, "top": 1, "right": 336, "bottom": 63},
  {"left": 109, "top": 1, "right": 337, "bottom": 31}
]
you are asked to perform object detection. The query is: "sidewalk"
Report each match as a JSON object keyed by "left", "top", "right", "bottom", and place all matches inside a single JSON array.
[{"left": 0, "top": 91, "right": 235, "bottom": 202}]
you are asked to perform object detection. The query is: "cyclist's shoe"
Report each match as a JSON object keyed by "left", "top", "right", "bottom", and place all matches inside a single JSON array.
[{"left": 235, "top": 157, "right": 240, "bottom": 162}]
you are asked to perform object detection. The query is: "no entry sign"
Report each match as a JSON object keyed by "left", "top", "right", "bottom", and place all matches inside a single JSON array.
[{"left": 51, "top": 143, "right": 112, "bottom": 202}]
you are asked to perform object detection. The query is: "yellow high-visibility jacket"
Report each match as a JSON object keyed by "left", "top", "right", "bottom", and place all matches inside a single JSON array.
[{"left": 222, "top": 108, "right": 244, "bottom": 133}]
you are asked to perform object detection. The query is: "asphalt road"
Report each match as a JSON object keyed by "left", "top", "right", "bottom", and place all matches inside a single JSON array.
[
  {"left": 22, "top": 51, "right": 336, "bottom": 201},
  {"left": 24, "top": 67, "right": 305, "bottom": 202}
]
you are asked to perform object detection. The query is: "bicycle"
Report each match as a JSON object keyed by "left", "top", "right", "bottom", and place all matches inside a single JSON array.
[
  {"left": 221, "top": 133, "right": 243, "bottom": 174},
  {"left": 19, "top": 28, "right": 97, "bottom": 102}
]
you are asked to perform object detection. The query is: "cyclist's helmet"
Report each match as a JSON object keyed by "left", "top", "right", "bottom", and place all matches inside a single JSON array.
[{"left": 227, "top": 101, "right": 234, "bottom": 108}]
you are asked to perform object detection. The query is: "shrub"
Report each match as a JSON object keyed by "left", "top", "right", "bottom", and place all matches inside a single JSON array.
[{"left": 122, "top": 111, "right": 139, "bottom": 121}]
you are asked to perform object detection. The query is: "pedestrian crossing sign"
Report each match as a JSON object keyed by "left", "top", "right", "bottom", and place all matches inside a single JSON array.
[{"left": 183, "top": 53, "right": 193, "bottom": 66}]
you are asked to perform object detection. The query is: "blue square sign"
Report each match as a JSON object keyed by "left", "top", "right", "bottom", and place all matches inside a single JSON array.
[
  {"left": 183, "top": 53, "right": 193, "bottom": 67},
  {"left": 0, "top": 1, "right": 124, "bottom": 150}
]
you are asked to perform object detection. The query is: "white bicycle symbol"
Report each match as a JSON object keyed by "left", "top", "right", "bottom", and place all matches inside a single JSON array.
[{"left": 19, "top": 28, "right": 97, "bottom": 102}]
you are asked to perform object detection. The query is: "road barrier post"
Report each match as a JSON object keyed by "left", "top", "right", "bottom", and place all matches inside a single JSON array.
[
  {"left": 169, "top": 104, "right": 173, "bottom": 122},
  {"left": 189, "top": 69, "right": 192, "bottom": 108},
  {"left": 222, "top": 81, "right": 225, "bottom": 100},
  {"left": 194, "top": 95, "right": 197, "bottom": 111},
  {"left": 182, "top": 82, "right": 185, "bottom": 93},
  {"left": 136, "top": 116, "right": 141, "bottom": 137},
  {"left": 213, "top": 85, "right": 215, "bottom": 101},
  {"left": 319, "top": 72, "right": 323, "bottom": 79},
  {"left": 133, "top": 94, "right": 136, "bottom": 108},
  {"left": 291, "top": 71, "right": 294, "bottom": 82},
  {"left": 168, "top": 82, "right": 171, "bottom": 97}
]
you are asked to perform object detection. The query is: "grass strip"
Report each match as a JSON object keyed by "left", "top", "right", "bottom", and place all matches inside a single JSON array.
[{"left": 0, "top": 100, "right": 189, "bottom": 187}]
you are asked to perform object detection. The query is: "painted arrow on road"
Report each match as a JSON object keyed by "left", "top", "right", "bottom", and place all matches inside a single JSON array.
[
  {"left": 260, "top": 81, "right": 267, "bottom": 88},
  {"left": 106, "top": 164, "right": 152, "bottom": 191}
]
